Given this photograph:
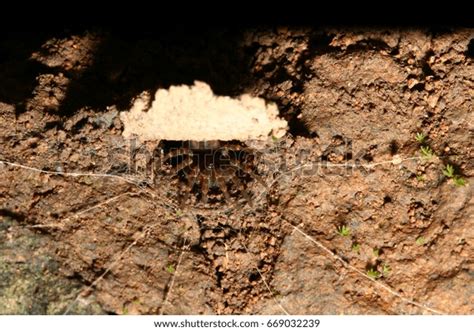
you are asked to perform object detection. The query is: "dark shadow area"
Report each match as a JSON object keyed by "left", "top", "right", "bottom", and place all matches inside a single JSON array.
[
  {"left": 2, "top": 25, "right": 334, "bottom": 142},
  {"left": 40, "top": 28, "right": 255, "bottom": 116},
  {"left": 0, "top": 32, "right": 55, "bottom": 108},
  {"left": 287, "top": 117, "right": 318, "bottom": 138},
  {"left": 0, "top": 208, "right": 26, "bottom": 223},
  {"left": 467, "top": 38, "right": 474, "bottom": 58},
  {"left": 1, "top": 27, "right": 258, "bottom": 117}
]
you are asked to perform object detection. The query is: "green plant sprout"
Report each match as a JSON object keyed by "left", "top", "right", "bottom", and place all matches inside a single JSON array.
[
  {"left": 372, "top": 248, "right": 380, "bottom": 257},
  {"left": 443, "top": 164, "right": 466, "bottom": 187},
  {"left": 415, "top": 132, "right": 426, "bottom": 144},
  {"left": 420, "top": 146, "right": 434, "bottom": 159},
  {"left": 351, "top": 243, "right": 361, "bottom": 253},
  {"left": 166, "top": 264, "right": 175, "bottom": 274},
  {"left": 442, "top": 164, "right": 455, "bottom": 177},
  {"left": 367, "top": 268, "right": 381, "bottom": 279},
  {"left": 416, "top": 174, "right": 425, "bottom": 182},
  {"left": 416, "top": 236, "right": 425, "bottom": 246},
  {"left": 452, "top": 177, "right": 466, "bottom": 187},
  {"left": 382, "top": 264, "right": 391, "bottom": 277},
  {"left": 337, "top": 225, "right": 350, "bottom": 237}
]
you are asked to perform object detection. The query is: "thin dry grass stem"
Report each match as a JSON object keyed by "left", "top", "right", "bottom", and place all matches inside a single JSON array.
[
  {"left": 0, "top": 160, "right": 143, "bottom": 185},
  {"left": 253, "top": 155, "right": 423, "bottom": 204},
  {"left": 63, "top": 225, "right": 155, "bottom": 315},
  {"left": 0, "top": 155, "right": 421, "bottom": 195},
  {"left": 25, "top": 191, "right": 135, "bottom": 230},
  {"left": 59, "top": 191, "right": 183, "bottom": 314},
  {"left": 278, "top": 156, "right": 421, "bottom": 181},
  {"left": 0, "top": 155, "right": 447, "bottom": 315},
  {"left": 238, "top": 237, "right": 290, "bottom": 315},
  {"left": 285, "top": 220, "right": 446, "bottom": 315},
  {"left": 181, "top": 207, "right": 289, "bottom": 314},
  {"left": 158, "top": 238, "right": 188, "bottom": 315}
]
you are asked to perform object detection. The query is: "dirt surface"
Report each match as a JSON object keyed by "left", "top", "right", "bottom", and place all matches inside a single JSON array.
[{"left": 0, "top": 27, "right": 473, "bottom": 315}]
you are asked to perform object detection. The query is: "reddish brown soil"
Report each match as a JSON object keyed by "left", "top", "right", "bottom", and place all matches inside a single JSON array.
[{"left": 0, "top": 27, "right": 472, "bottom": 314}]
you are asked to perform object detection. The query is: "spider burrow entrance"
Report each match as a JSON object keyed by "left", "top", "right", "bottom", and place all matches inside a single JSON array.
[{"left": 152, "top": 140, "right": 264, "bottom": 206}]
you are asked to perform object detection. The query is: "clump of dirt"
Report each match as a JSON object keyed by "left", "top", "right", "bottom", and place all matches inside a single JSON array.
[
  {"left": 120, "top": 81, "right": 287, "bottom": 141},
  {"left": 0, "top": 27, "right": 472, "bottom": 315}
]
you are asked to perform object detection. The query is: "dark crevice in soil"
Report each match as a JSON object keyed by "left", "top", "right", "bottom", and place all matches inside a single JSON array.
[
  {"left": 344, "top": 38, "right": 393, "bottom": 54},
  {"left": 66, "top": 271, "right": 92, "bottom": 287},
  {"left": 306, "top": 32, "right": 337, "bottom": 56},
  {"left": 215, "top": 267, "right": 225, "bottom": 289},
  {"left": 0, "top": 208, "right": 26, "bottom": 223},
  {"left": 388, "top": 140, "right": 399, "bottom": 155},
  {"left": 44, "top": 120, "right": 64, "bottom": 131},
  {"left": 288, "top": 117, "right": 318, "bottom": 138},
  {"left": 188, "top": 244, "right": 207, "bottom": 257},
  {"left": 420, "top": 50, "right": 436, "bottom": 78},
  {"left": 410, "top": 81, "right": 426, "bottom": 91},
  {"left": 467, "top": 39, "right": 474, "bottom": 58},
  {"left": 248, "top": 271, "right": 261, "bottom": 282},
  {"left": 69, "top": 117, "right": 89, "bottom": 134}
]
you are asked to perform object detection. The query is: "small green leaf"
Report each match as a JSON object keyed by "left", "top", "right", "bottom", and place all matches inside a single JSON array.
[
  {"left": 351, "top": 243, "right": 361, "bottom": 253},
  {"left": 442, "top": 164, "right": 455, "bottom": 178},
  {"left": 452, "top": 176, "right": 466, "bottom": 187},
  {"left": 420, "top": 146, "right": 434, "bottom": 159},
  {"left": 442, "top": 165, "right": 466, "bottom": 187},
  {"left": 373, "top": 248, "right": 380, "bottom": 257},
  {"left": 416, "top": 174, "right": 425, "bottom": 182},
  {"left": 367, "top": 268, "right": 381, "bottom": 279},
  {"left": 416, "top": 236, "right": 425, "bottom": 246},
  {"left": 415, "top": 132, "right": 426, "bottom": 144},
  {"left": 337, "top": 225, "right": 350, "bottom": 237},
  {"left": 166, "top": 264, "right": 175, "bottom": 274}
]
